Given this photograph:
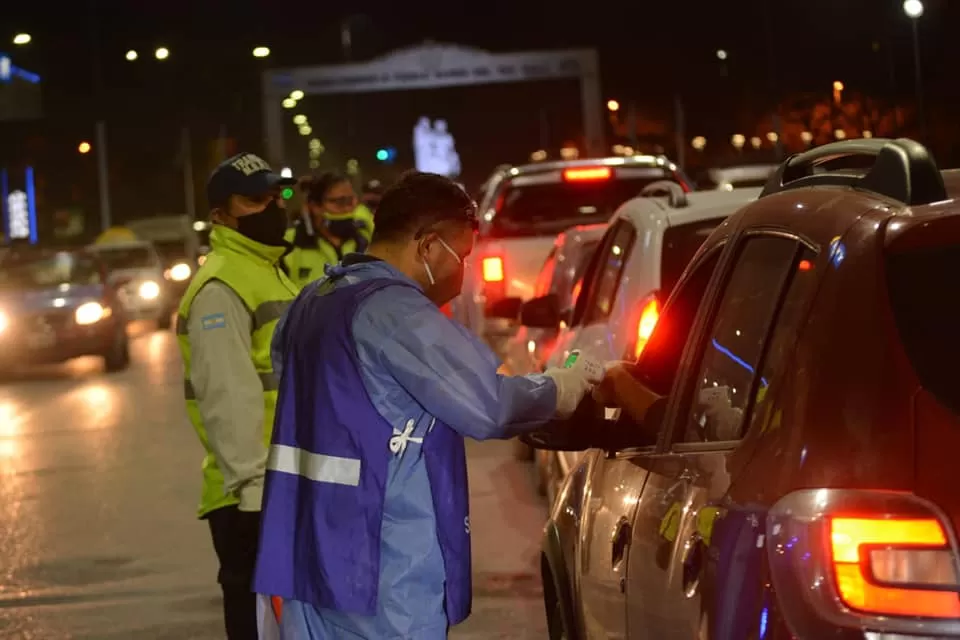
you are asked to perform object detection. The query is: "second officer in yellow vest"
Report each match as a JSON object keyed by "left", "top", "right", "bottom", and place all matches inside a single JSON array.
[
  {"left": 283, "top": 172, "right": 374, "bottom": 286},
  {"left": 176, "top": 152, "right": 299, "bottom": 640}
]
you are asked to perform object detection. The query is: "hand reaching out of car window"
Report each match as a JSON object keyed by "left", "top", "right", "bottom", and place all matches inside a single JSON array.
[{"left": 593, "top": 362, "right": 664, "bottom": 425}]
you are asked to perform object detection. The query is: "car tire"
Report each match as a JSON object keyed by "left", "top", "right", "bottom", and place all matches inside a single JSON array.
[
  {"left": 103, "top": 330, "right": 130, "bottom": 373},
  {"left": 543, "top": 566, "right": 573, "bottom": 640},
  {"left": 156, "top": 311, "right": 173, "bottom": 331}
]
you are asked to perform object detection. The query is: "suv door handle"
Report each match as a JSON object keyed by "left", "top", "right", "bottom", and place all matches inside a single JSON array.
[{"left": 611, "top": 517, "right": 632, "bottom": 569}]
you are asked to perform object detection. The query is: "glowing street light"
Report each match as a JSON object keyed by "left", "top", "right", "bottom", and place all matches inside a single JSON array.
[
  {"left": 13, "top": 33, "right": 31, "bottom": 46},
  {"left": 731, "top": 134, "right": 745, "bottom": 150},
  {"left": 253, "top": 46, "right": 271, "bottom": 58},
  {"left": 125, "top": 49, "right": 138, "bottom": 61},
  {"left": 155, "top": 47, "right": 170, "bottom": 60},
  {"left": 766, "top": 132, "right": 779, "bottom": 143},
  {"left": 835, "top": 129, "right": 847, "bottom": 140},
  {"left": 290, "top": 90, "right": 305, "bottom": 101},
  {"left": 716, "top": 49, "right": 727, "bottom": 61},
  {"left": 606, "top": 100, "right": 620, "bottom": 112},
  {"left": 293, "top": 114, "right": 307, "bottom": 125},
  {"left": 750, "top": 136, "right": 762, "bottom": 149},
  {"left": 691, "top": 136, "right": 706, "bottom": 151},
  {"left": 801, "top": 131, "right": 813, "bottom": 145},
  {"left": 299, "top": 125, "right": 312, "bottom": 136},
  {"left": 903, "top": 0, "right": 924, "bottom": 18},
  {"left": 78, "top": 141, "right": 92, "bottom": 154},
  {"left": 282, "top": 98, "right": 296, "bottom": 109}
]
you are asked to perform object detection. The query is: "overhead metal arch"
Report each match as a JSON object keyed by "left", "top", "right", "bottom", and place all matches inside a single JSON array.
[{"left": 261, "top": 43, "right": 605, "bottom": 166}]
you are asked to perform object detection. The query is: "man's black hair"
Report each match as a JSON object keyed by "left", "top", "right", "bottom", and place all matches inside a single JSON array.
[
  {"left": 301, "top": 171, "right": 350, "bottom": 204},
  {"left": 372, "top": 171, "right": 476, "bottom": 244}
]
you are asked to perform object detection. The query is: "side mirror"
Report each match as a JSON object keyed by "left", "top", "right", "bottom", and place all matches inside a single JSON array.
[
  {"left": 520, "top": 293, "right": 561, "bottom": 329},
  {"left": 520, "top": 396, "right": 665, "bottom": 452},
  {"left": 486, "top": 296, "right": 522, "bottom": 320}
]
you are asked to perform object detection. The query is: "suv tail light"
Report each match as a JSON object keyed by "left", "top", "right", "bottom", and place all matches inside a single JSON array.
[
  {"left": 767, "top": 489, "right": 960, "bottom": 637},
  {"left": 481, "top": 255, "right": 506, "bottom": 308}
]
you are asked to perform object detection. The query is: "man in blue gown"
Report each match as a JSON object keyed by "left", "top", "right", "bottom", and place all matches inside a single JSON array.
[{"left": 254, "top": 171, "right": 602, "bottom": 639}]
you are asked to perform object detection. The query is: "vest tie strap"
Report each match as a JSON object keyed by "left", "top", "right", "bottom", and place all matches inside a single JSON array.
[{"left": 389, "top": 419, "right": 423, "bottom": 457}]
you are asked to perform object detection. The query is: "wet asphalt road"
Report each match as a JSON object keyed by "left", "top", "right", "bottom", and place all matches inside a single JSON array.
[{"left": 0, "top": 325, "right": 549, "bottom": 639}]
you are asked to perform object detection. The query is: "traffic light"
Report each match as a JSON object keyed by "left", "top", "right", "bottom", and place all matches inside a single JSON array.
[{"left": 281, "top": 187, "right": 294, "bottom": 200}]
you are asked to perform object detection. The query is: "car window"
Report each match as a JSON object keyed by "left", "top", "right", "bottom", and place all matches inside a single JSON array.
[
  {"left": 745, "top": 247, "right": 819, "bottom": 437},
  {"left": 555, "top": 240, "right": 600, "bottom": 310},
  {"left": 582, "top": 221, "right": 636, "bottom": 326},
  {"left": 533, "top": 248, "right": 558, "bottom": 298},
  {"left": 660, "top": 218, "right": 725, "bottom": 303},
  {"left": 681, "top": 235, "right": 800, "bottom": 444}
]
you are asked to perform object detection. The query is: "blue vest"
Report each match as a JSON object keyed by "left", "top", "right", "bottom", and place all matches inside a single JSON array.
[{"left": 253, "top": 277, "right": 472, "bottom": 624}]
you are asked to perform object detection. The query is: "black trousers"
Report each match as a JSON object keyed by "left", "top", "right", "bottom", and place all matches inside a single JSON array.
[{"left": 207, "top": 506, "right": 261, "bottom": 640}]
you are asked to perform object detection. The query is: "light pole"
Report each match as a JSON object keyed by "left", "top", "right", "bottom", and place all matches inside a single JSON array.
[{"left": 903, "top": 0, "right": 925, "bottom": 140}]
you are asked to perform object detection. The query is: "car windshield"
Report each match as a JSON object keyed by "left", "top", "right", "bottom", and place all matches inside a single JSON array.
[
  {"left": 0, "top": 253, "right": 101, "bottom": 290},
  {"left": 887, "top": 244, "right": 960, "bottom": 414},
  {"left": 153, "top": 240, "right": 189, "bottom": 264},
  {"left": 486, "top": 172, "right": 673, "bottom": 239},
  {"left": 555, "top": 240, "right": 601, "bottom": 308},
  {"left": 95, "top": 246, "right": 153, "bottom": 270},
  {"left": 659, "top": 218, "right": 725, "bottom": 301}
]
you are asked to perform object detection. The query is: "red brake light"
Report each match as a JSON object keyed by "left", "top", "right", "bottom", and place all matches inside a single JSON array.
[
  {"left": 634, "top": 297, "right": 660, "bottom": 358},
  {"left": 798, "top": 259, "right": 813, "bottom": 271},
  {"left": 829, "top": 517, "right": 960, "bottom": 618},
  {"left": 482, "top": 256, "right": 504, "bottom": 282},
  {"left": 563, "top": 167, "right": 611, "bottom": 182}
]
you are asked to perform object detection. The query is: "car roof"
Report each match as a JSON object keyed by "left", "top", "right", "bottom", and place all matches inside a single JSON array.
[
  {"left": 506, "top": 154, "right": 679, "bottom": 178},
  {"left": 719, "top": 139, "right": 956, "bottom": 251},
  {"left": 616, "top": 187, "right": 761, "bottom": 231},
  {"left": 88, "top": 240, "right": 154, "bottom": 250}
]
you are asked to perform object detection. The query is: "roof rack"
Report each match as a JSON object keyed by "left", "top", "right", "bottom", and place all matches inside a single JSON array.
[
  {"left": 760, "top": 137, "right": 947, "bottom": 206},
  {"left": 641, "top": 180, "right": 688, "bottom": 208}
]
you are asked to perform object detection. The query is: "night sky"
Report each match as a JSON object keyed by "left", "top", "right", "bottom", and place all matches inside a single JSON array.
[{"left": 1, "top": 0, "right": 958, "bottom": 235}]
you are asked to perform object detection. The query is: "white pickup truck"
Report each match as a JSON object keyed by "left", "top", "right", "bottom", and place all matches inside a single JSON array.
[{"left": 452, "top": 156, "right": 691, "bottom": 344}]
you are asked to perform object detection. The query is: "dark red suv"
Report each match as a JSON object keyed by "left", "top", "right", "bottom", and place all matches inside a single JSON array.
[{"left": 526, "top": 139, "right": 960, "bottom": 639}]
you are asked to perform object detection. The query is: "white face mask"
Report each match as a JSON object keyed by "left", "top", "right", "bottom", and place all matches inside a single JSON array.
[{"left": 422, "top": 237, "right": 461, "bottom": 286}]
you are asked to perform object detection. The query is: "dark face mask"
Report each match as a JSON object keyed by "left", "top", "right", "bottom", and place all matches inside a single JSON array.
[
  {"left": 326, "top": 216, "right": 360, "bottom": 241},
  {"left": 235, "top": 201, "right": 288, "bottom": 247}
]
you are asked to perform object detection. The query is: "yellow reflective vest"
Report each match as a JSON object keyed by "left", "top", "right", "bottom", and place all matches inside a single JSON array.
[
  {"left": 283, "top": 226, "right": 358, "bottom": 288},
  {"left": 177, "top": 225, "right": 299, "bottom": 517}
]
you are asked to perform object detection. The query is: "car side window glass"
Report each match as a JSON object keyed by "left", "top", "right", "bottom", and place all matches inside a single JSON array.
[
  {"left": 747, "top": 248, "right": 819, "bottom": 437},
  {"left": 683, "top": 236, "right": 799, "bottom": 444},
  {"left": 582, "top": 222, "right": 636, "bottom": 326},
  {"left": 534, "top": 248, "right": 557, "bottom": 298}
]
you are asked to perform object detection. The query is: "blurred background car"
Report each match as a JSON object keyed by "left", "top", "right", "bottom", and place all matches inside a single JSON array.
[
  {"left": 0, "top": 248, "right": 130, "bottom": 373},
  {"left": 88, "top": 239, "right": 171, "bottom": 329}
]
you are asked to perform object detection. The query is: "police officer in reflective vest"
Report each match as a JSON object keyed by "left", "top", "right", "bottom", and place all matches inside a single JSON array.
[
  {"left": 176, "top": 152, "right": 299, "bottom": 640},
  {"left": 254, "top": 171, "right": 603, "bottom": 638},
  {"left": 283, "top": 172, "right": 374, "bottom": 287}
]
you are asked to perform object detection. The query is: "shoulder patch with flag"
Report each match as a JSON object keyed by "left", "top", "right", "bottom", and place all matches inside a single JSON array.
[{"left": 201, "top": 312, "right": 227, "bottom": 330}]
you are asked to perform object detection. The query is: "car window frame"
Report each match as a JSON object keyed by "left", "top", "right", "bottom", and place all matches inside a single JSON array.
[
  {"left": 657, "top": 229, "right": 818, "bottom": 454},
  {"left": 576, "top": 219, "right": 638, "bottom": 327}
]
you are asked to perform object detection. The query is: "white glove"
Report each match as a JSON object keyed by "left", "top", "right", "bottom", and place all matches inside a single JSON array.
[{"left": 544, "top": 355, "right": 605, "bottom": 419}]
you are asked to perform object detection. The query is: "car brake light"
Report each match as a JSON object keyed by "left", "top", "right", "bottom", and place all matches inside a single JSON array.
[
  {"left": 830, "top": 517, "right": 960, "bottom": 618},
  {"left": 634, "top": 297, "right": 660, "bottom": 358},
  {"left": 482, "top": 256, "right": 504, "bottom": 282},
  {"left": 767, "top": 489, "right": 960, "bottom": 638},
  {"left": 563, "top": 167, "right": 611, "bottom": 182}
]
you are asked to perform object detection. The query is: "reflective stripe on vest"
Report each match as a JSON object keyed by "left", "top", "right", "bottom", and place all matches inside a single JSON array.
[{"left": 177, "top": 225, "right": 300, "bottom": 518}]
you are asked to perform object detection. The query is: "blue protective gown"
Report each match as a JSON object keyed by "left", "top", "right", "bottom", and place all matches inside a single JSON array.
[{"left": 265, "top": 256, "right": 558, "bottom": 639}]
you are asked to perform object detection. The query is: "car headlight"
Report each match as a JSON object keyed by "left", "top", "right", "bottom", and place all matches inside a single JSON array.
[
  {"left": 75, "top": 302, "right": 106, "bottom": 325},
  {"left": 139, "top": 280, "right": 161, "bottom": 300},
  {"left": 169, "top": 262, "right": 192, "bottom": 281}
]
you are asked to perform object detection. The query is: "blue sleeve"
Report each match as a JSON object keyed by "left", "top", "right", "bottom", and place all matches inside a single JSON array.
[{"left": 352, "top": 286, "right": 558, "bottom": 441}]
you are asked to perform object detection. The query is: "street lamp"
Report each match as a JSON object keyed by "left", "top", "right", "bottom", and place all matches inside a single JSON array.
[
  {"left": 12, "top": 33, "right": 31, "bottom": 46},
  {"left": 154, "top": 47, "right": 170, "bottom": 60},
  {"left": 606, "top": 99, "right": 620, "bottom": 113},
  {"left": 125, "top": 49, "right": 138, "bottom": 61},
  {"left": 293, "top": 114, "right": 307, "bottom": 126},
  {"left": 903, "top": 0, "right": 925, "bottom": 139},
  {"left": 253, "top": 46, "right": 270, "bottom": 58},
  {"left": 716, "top": 49, "right": 727, "bottom": 61},
  {"left": 78, "top": 141, "right": 92, "bottom": 154}
]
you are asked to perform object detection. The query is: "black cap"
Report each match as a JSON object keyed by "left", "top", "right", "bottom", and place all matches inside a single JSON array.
[{"left": 206, "top": 153, "right": 296, "bottom": 208}]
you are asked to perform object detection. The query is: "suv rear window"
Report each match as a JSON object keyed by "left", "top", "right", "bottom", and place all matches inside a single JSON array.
[
  {"left": 486, "top": 171, "right": 673, "bottom": 239},
  {"left": 659, "top": 218, "right": 724, "bottom": 300},
  {"left": 887, "top": 245, "right": 960, "bottom": 414}
]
